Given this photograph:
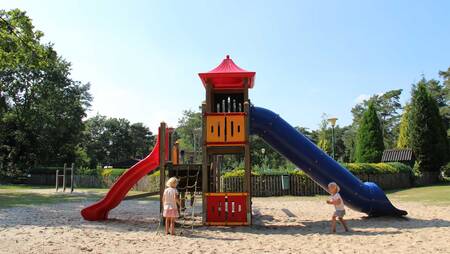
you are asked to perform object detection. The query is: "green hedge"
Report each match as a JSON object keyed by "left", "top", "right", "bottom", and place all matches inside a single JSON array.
[
  {"left": 223, "top": 162, "right": 412, "bottom": 178},
  {"left": 342, "top": 162, "right": 413, "bottom": 175},
  {"left": 101, "top": 168, "right": 127, "bottom": 177},
  {"left": 223, "top": 167, "right": 306, "bottom": 178}
]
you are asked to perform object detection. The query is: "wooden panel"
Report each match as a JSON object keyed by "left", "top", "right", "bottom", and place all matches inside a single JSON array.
[
  {"left": 226, "top": 115, "right": 246, "bottom": 143},
  {"left": 206, "top": 115, "right": 226, "bottom": 143}
]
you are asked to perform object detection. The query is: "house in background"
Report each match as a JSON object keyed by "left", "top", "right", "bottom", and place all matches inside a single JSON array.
[{"left": 381, "top": 148, "right": 415, "bottom": 167}]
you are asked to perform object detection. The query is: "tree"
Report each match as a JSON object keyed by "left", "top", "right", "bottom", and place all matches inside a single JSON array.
[
  {"left": 352, "top": 89, "right": 402, "bottom": 148},
  {"left": 316, "top": 117, "right": 331, "bottom": 155},
  {"left": 354, "top": 102, "right": 385, "bottom": 162},
  {"left": 409, "top": 80, "right": 448, "bottom": 172},
  {"left": 82, "top": 115, "right": 155, "bottom": 168},
  {"left": 396, "top": 104, "right": 411, "bottom": 148},
  {"left": 176, "top": 109, "right": 202, "bottom": 161},
  {"left": 130, "top": 122, "right": 154, "bottom": 159},
  {"left": 0, "top": 9, "right": 91, "bottom": 177}
]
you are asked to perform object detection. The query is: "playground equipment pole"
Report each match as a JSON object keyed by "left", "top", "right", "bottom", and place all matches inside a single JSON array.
[
  {"left": 159, "top": 122, "right": 167, "bottom": 217},
  {"left": 70, "top": 163, "right": 75, "bottom": 193},
  {"left": 62, "top": 163, "right": 67, "bottom": 192}
]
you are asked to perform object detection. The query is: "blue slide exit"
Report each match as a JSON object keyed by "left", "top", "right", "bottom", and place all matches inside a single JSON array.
[{"left": 250, "top": 106, "right": 407, "bottom": 217}]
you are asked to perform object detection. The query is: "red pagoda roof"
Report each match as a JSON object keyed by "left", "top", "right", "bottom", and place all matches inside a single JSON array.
[{"left": 199, "top": 55, "right": 255, "bottom": 89}]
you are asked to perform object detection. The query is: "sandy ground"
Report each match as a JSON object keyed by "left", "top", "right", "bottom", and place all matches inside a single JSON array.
[{"left": 1, "top": 192, "right": 449, "bottom": 254}]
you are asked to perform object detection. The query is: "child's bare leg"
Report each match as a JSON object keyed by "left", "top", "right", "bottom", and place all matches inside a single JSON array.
[
  {"left": 170, "top": 218, "right": 175, "bottom": 235},
  {"left": 338, "top": 217, "right": 349, "bottom": 232},
  {"left": 331, "top": 216, "right": 337, "bottom": 233},
  {"left": 165, "top": 217, "right": 169, "bottom": 235}
]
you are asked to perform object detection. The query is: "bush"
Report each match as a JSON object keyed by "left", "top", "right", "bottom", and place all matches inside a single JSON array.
[
  {"left": 223, "top": 167, "right": 306, "bottom": 178},
  {"left": 77, "top": 167, "right": 101, "bottom": 176},
  {"left": 101, "top": 168, "right": 127, "bottom": 177},
  {"left": 342, "top": 162, "right": 413, "bottom": 175},
  {"left": 442, "top": 162, "right": 450, "bottom": 177}
]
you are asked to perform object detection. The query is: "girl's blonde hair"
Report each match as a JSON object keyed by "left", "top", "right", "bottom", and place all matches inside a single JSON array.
[
  {"left": 328, "top": 182, "right": 340, "bottom": 192},
  {"left": 166, "top": 177, "right": 178, "bottom": 188}
]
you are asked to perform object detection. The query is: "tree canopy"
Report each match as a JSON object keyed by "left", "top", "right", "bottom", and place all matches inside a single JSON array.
[
  {"left": 409, "top": 79, "right": 448, "bottom": 172},
  {"left": 0, "top": 9, "right": 91, "bottom": 177}
]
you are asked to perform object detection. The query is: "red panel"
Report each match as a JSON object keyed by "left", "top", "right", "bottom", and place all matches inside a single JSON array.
[
  {"left": 206, "top": 193, "right": 247, "bottom": 224},
  {"left": 227, "top": 195, "right": 247, "bottom": 223},
  {"left": 206, "top": 195, "right": 226, "bottom": 222}
]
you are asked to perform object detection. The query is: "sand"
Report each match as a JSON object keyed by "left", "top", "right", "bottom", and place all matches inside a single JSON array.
[{"left": 0, "top": 192, "right": 449, "bottom": 254}]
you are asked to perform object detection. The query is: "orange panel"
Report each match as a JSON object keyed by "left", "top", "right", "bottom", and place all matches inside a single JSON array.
[
  {"left": 206, "top": 115, "right": 225, "bottom": 143},
  {"left": 226, "top": 115, "right": 245, "bottom": 143}
]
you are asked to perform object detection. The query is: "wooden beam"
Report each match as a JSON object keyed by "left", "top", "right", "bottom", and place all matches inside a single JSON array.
[
  {"left": 159, "top": 122, "right": 167, "bottom": 215},
  {"left": 124, "top": 191, "right": 159, "bottom": 200},
  {"left": 244, "top": 101, "right": 252, "bottom": 224},
  {"left": 201, "top": 102, "right": 208, "bottom": 224}
]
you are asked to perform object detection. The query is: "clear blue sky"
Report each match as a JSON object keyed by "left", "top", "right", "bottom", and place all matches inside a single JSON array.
[{"left": 3, "top": 0, "right": 450, "bottom": 132}]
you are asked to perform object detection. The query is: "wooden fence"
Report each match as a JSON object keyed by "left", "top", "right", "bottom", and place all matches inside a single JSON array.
[
  {"left": 26, "top": 171, "right": 439, "bottom": 196},
  {"left": 222, "top": 172, "right": 424, "bottom": 197},
  {"left": 27, "top": 174, "right": 160, "bottom": 192}
]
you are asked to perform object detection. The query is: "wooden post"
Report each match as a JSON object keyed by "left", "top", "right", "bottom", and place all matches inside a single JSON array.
[
  {"left": 55, "top": 169, "right": 59, "bottom": 192},
  {"left": 70, "top": 163, "right": 75, "bottom": 193},
  {"left": 159, "top": 122, "right": 167, "bottom": 216},
  {"left": 201, "top": 102, "right": 208, "bottom": 224},
  {"left": 244, "top": 101, "right": 251, "bottom": 224},
  {"left": 62, "top": 163, "right": 67, "bottom": 192}
]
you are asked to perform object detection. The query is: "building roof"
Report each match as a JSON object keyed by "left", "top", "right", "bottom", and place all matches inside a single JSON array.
[
  {"left": 381, "top": 148, "right": 415, "bottom": 162},
  {"left": 198, "top": 55, "right": 255, "bottom": 89}
]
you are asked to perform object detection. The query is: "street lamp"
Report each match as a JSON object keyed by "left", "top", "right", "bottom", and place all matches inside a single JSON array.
[{"left": 327, "top": 117, "right": 338, "bottom": 160}]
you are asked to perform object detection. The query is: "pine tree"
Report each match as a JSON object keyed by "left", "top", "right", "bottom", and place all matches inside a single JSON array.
[
  {"left": 355, "top": 102, "right": 385, "bottom": 162},
  {"left": 397, "top": 104, "right": 411, "bottom": 148},
  {"left": 409, "top": 81, "right": 448, "bottom": 172}
]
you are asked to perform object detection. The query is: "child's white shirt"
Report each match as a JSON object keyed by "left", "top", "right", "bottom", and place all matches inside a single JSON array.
[
  {"left": 163, "top": 187, "right": 178, "bottom": 210},
  {"left": 331, "top": 193, "right": 345, "bottom": 211}
]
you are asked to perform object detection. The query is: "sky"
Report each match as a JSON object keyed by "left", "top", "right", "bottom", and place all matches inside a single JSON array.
[{"left": 2, "top": 0, "right": 450, "bottom": 132}]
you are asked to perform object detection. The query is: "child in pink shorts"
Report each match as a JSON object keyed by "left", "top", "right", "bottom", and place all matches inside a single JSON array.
[{"left": 163, "top": 177, "right": 180, "bottom": 235}]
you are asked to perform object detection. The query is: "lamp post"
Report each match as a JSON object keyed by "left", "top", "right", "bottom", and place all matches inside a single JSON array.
[{"left": 327, "top": 117, "right": 338, "bottom": 160}]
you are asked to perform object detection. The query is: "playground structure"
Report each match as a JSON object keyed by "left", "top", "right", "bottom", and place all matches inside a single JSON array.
[
  {"left": 55, "top": 163, "right": 75, "bottom": 193},
  {"left": 81, "top": 55, "right": 407, "bottom": 225}
]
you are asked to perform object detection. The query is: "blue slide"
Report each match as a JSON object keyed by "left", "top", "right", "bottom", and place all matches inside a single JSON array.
[{"left": 250, "top": 106, "right": 407, "bottom": 216}]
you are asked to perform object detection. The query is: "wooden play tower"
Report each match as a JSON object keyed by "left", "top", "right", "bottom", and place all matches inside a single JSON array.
[{"left": 199, "top": 55, "right": 255, "bottom": 225}]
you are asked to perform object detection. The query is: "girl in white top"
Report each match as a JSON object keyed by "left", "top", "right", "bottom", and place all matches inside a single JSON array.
[
  {"left": 326, "top": 182, "right": 350, "bottom": 233},
  {"left": 163, "top": 177, "right": 180, "bottom": 235}
]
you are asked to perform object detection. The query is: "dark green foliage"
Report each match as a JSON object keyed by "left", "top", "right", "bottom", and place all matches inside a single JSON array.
[
  {"left": 409, "top": 80, "right": 448, "bottom": 172},
  {"left": 175, "top": 109, "right": 202, "bottom": 162},
  {"left": 352, "top": 90, "right": 402, "bottom": 149},
  {"left": 355, "top": 102, "right": 385, "bottom": 162},
  {"left": 82, "top": 114, "right": 154, "bottom": 168},
  {"left": 0, "top": 9, "right": 92, "bottom": 177}
]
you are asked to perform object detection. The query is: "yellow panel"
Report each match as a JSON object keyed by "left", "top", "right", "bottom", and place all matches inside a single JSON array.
[
  {"left": 226, "top": 115, "right": 246, "bottom": 143},
  {"left": 206, "top": 115, "right": 225, "bottom": 143}
]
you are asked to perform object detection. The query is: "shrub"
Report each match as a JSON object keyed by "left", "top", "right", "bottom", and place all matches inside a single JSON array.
[
  {"left": 342, "top": 162, "right": 413, "bottom": 175},
  {"left": 101, "top": 168, "right": 127, "bottom": 177},
  {"left": 442, "top": 162, "right": 450, "bottom": 177},
  {"left": 77, "top": 167, "right": 101, "bottom": 176},
  {"left": 223, "top": 167, "right": 306, "bottom": 178}
]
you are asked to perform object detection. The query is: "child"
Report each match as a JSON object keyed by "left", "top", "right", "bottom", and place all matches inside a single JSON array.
[
  {"left": 163, "top": 177, "right": 181, "bottom": 235},
  {"left": 326, "top": 182, "right": 350, "bottom": 233}
]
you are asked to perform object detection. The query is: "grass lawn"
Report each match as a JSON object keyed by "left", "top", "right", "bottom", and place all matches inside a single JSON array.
[
  {"left": 387, "top": 184, "right": 450, "bottom": 205},
  {"left": 0, "top": 184, "right": 158, "bottom": 209}
]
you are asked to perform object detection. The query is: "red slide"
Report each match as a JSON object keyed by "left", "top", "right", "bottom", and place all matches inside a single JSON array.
[{"left": 81, "top": 132, "right": 167, "bottom": 221}]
